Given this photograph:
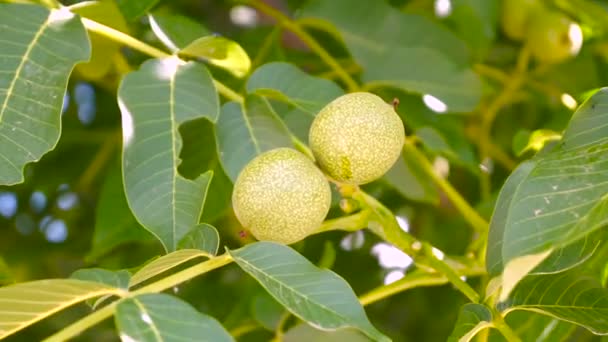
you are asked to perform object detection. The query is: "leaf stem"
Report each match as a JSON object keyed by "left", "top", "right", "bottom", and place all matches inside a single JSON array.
[
  {"left": 243, "top": 0, "right": 359, "bottom": 92},
  {"left": 493, "top": 314, "right": 522, "bottom": 342},
  {"left": 79, "top": 18, "right": 244, "bottom": 103},
  {"left": 315, "top": 210, "right": 371, "bottom": 234},
  {"left": 43, "top": 254, "right": 233, "bottom": 341},
  {"left": 402, "top": 139, "right": 489, "bottom": 233}
]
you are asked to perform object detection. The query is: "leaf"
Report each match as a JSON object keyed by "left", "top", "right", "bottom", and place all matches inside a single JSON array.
[
  {"left": 115, "top": 0, "right": 160, "bottom": 21},
  {"left": 530, "top": 230, "right": 602, "bottom": 275},
  {"left": 230, "top": 242, "right": 390, "bottom": 341},
  {"left": 446, "top": 0, "right": 499, "bottom": 61},
  {"left": 216, "top": 95, "right": 293, "bottom": 181},
  {"left": 69, "top": 0, "right": 128, "bottom": 80},
  {"left": 118, "top": 57, "right": 218, "bottom": 251},
  {"left": 299, "top": 0, "right": 482, "bottom": 112},
  {"left": 0, "top": 279, "right": 122, "bottom": 339},
  {"left": 448, "top": 304, "right": 493, "bottom": 342},
  {"left": 487, "top": 89, "right": 608, "bottom": 281},
  {"left": 115, "top": 293, "right": 234, "bottom": 342},
  {"left": 71, "top": 268, "right": 130, "bottom": 289},
  {"left": 148, "top": 12, "right": 210, "bottom": 51},
  {"left": 177, "top": 223, "right": 220, "bottom": 255},
  {"left": 129, "top": 249, "right": 211, "bottom": 287},
  {"left": 500, "top": 270, "right": 608, "bottom": 335},
  {"left": 246, "top": 62, "right": 344, "bottom": 114},
  {"left": 383, "top": 151, "right": 439, "bottom": 204},
  {"left": 0, "top": 4, "right": 90, "bottom": 185},
  {"left": 251, "top": 291, "right": 285, "bottom": 331},
  {"left": 87, "top": 161, "right": 156, "bottom": 261},
  {"left": 180, "top": 36, "right": 252, "bottom": 78},
  {"left": 284, "top": 323, "right": 371, "bottom": 342},
  {"left": 504, "top": 311, "right": 576, "bottom": 342}
]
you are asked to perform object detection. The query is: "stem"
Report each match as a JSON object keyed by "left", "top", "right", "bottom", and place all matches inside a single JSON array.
[
  {"left": 493, "top": 314, "right": 522, "bottom": 342},
  {"left": 315, "top": 210, "right": 371, "bottom": 234},
  {"left": 244, "top": 0, "right": 359, "bottom": 92},
  {"left": 79, "top": 18, "right": 244, "bottom": 103},
  {"left": 252, "top": 26, "right": 281, "bottom": 68},
  {"left": 43, "top": 254, "right": 233, "bottom": 341},
  {"left": 478, "top": 47, "right": 530, "bottom": 199},
  {"left": 273, "top": 311, "right": 291, "bottom": 341},
  {"left": 76, "top": 131, "right": 120, "bottom": 192},
  {"left": 402, "top": 139, "right": 489, "bottom": 233},
  {"left": 229, "top": 323, "right": 260, "bottom": 338}
]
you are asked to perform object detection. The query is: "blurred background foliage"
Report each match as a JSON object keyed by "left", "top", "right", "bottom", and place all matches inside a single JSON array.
[{"left": 2, "top": 0, "right": 608, "bottom": 340}]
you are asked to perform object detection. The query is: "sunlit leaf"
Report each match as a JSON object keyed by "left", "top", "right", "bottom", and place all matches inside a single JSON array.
[
  {"left": 180, "top": 36, "right": 251, "bottom": 78},
  {"left": 487, "top": 89, "right": 608, "bottom": 283},
  {"left": 501, "top": 270, "right": 608, "bottom": 335},
  {"left": 118, "top": 57, "right": 218, "bottom": 251},
  {"left": 299, "top": 0, "right": 481, "bottom": 112},
  {"left": 216, "top": 95, "right": 293, "bottom": 181},
  {"left": 71, "top": 268, "right": 130, "bottom": 289},
  {"left": 177, "top": 223, "right": 220, "bottom": 254},
  {"left": 115, "top": 0, "right": 159, "bottom": 21},
  {"left": 504, "top": 311, "right": 576, "bottom": 342},
  {"left": 148, "top": 12, "right": 210, "bottom": 51},
  {"left": 448, "top": 304, "right": 493, "bottom": 342},
  {"left": 129, "top": 249, "right": 211, "bottom": 287},
  {"left": 284, "top": 323, "right": 371, "bottom": 342},
  {"left": 0, "top": 4, "right": 90, "bottom": 185},
  {"left": 246, "top": 62, "right": 344, "bottom": 114},
  {"left": 230, "top": 242, "right": 390, "bottom": 341},
  {"left": 0, "top": 279, "right": 122, "bottom": 339},
  {"left": 115, "top": 293, "right": 234, "bottom": 342}
]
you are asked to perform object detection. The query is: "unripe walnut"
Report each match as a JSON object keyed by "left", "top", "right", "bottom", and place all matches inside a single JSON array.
[
  {"left": 309, "top": 92, "right": 405, "bottom": 185},
  {"left": 527, "top": 11, "right": 580, "bottom": 64},
  {"left": 232, "top": 148, "right": 331, "bottom": 244}
]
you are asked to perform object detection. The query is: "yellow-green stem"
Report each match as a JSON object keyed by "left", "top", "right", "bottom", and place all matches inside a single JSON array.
[
  {"left": 44, "top": 254, "right": 233, "bottom": 342},
  {"left": 244, "top": 0, "right": 359, "bottom": 92},
  {"left": 79, "top": 18, "right": 244, "bottom": 103},
  {"left": 402, "top": 140, "right": 489, "bottom": 233},
  {"left": 493, "top": 313, "right": 522, "bottom": 342}
]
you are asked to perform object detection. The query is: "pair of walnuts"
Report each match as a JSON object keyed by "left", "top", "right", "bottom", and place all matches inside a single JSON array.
[{"left": 232, "top": 92, "right": 405, "bottom": 244}]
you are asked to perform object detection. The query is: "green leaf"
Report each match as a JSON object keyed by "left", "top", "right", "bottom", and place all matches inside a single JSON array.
[
  {"left": 0, "top": 4, "right": 90, "bottom": 185},
  {"left": 512, "top": 129, "right": 562, "bottom": 157},
  {"left": 299, "top": 0, "right": 482, "bottom": 112},
  {"left": 118, "top": 57, "right": 218, "bottom": 251},
  {"left": 500, "top": 270, "right": 608, "bottom": 335},
  {"left": 216, "top": 95, "right": 293, "bottom": 181},
  {"left": 0, "top": 279, "right": 122, "bottom": 339},
  {"left": 70, "top": 0, "right": 128, "bottom": 80},
  {"left": 70, "top": 268, "right": 130, "bottom": 289},
  {"left": 448, "top": 304, "right": 493, "bottom": 342},
  {"left": 230, "top": 242, "right": 389, "bottom": 341},
  {"left": 129, "top": 249, "right": 211, "bottom": 287},
  {"left": 487, "top": 89, "right": 608, "bottom": 280},
  {"left": 251, "top": 291, "right": 285, "bottom": 331},
  {"left": 504, "top": 311, "right": 576, "bottom": 342},
  {"left": 115, "top": 293, "right": 234, "bottom": 342},
  {"left": 148, "top": 12, "right": 210, "bottom": 50},
  {"left": 246, "top": 62, "right": 344, "bottom": 114},
  {"left": 180, "top": 36, "right": 252, "bottom": 78},
  {"left": 177, "top": 223, "right": 220, "bottom": 254},
  {"left": 87, "top": 161, "right": 156, "bottom": 261},
  {"left": 115, "top": 0, "right": 159, "bottom": 21},
  {"left": 383, "top": 152, "right": 439, "bottom": 204},
  {"left": 446, "top": 0, "right": 499, "bottom": 61},
  {"left": 284, "top": 323, "right": 371, "bottom": 342}
]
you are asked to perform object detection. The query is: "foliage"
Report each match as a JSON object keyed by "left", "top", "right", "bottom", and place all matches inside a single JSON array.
[{"left": 1, "top": 0, "right": 608, "bottom": 341}]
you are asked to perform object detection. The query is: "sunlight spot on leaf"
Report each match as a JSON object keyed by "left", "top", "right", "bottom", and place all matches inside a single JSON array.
[
  {"left": 49, "top": 7, "right": 74, "bottom": 23},
  {"left": 140, "top": 313, "right": 153, "bottom": 324},
  {"left": 118, "top": 98, "right": 134, "bottom": 147},
  {"left": 432, "top": 247, "right": 445, "bottom": 260},
  {"left": 561, "top": 93, "right": 577, "bottom": 110},
  {"left": 423, "top": 94, "right": 448, "bottom": 113},
  {"left": 384, "top": 270, "right": 404, "bottom": 285},
  {"left": 479, "top": 157, "right": 493, "bottom": 174},
  {"left": 499, "top": 249, "right": 552, "bottom": 302},
  {"left": 434, "top": 0, "right": 452, "bottom": 18},
  {"left": 396, "top": 216, "right": 410, "bottom": 232},
  {"left": 230, "top": 5, "right": 258, "bottom": 28},
  {"left": 120, "top": 333, "right": 137, "bottom": 342},
  {"left": 154, "top": 56, "right": 184, "bottom": 80},
  {"left": 340, "top": 230, "right": 365, "bottom": 250},
  {"left": 371, "top": 243, "right": 413, "bottom": 269},
  {"left": 569, "top": 23, "right": 583, "bottom": 56},
  {"left": 148, "top": 15, "right": 178, "bottom": 52}
]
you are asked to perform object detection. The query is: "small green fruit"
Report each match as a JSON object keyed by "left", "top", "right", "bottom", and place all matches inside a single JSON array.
[
  {"left": 500, "top": 0, "right": 542, "bottom": 41},
  {"left": 309, "top": 92, "right": 405, "bottom": 185},
  {"left": 527, "top": 11, "right": 579, "bottom": 64},
  {"left": 232, "top": 148, "right": 331, "bottom": 245}
]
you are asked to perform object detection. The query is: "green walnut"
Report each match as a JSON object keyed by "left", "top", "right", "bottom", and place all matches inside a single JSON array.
[
  {"left": 232, "top": 148, "right": 331, "bottom": 245},
  {"left": 309, "top": 92, "right": 405, "bottom": 184},
  {"left": 500, "top": 0, "right": 542, "bottom": 41},
  {"left": 527, "top": 11, "right": 579, "bottom": 64}
]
